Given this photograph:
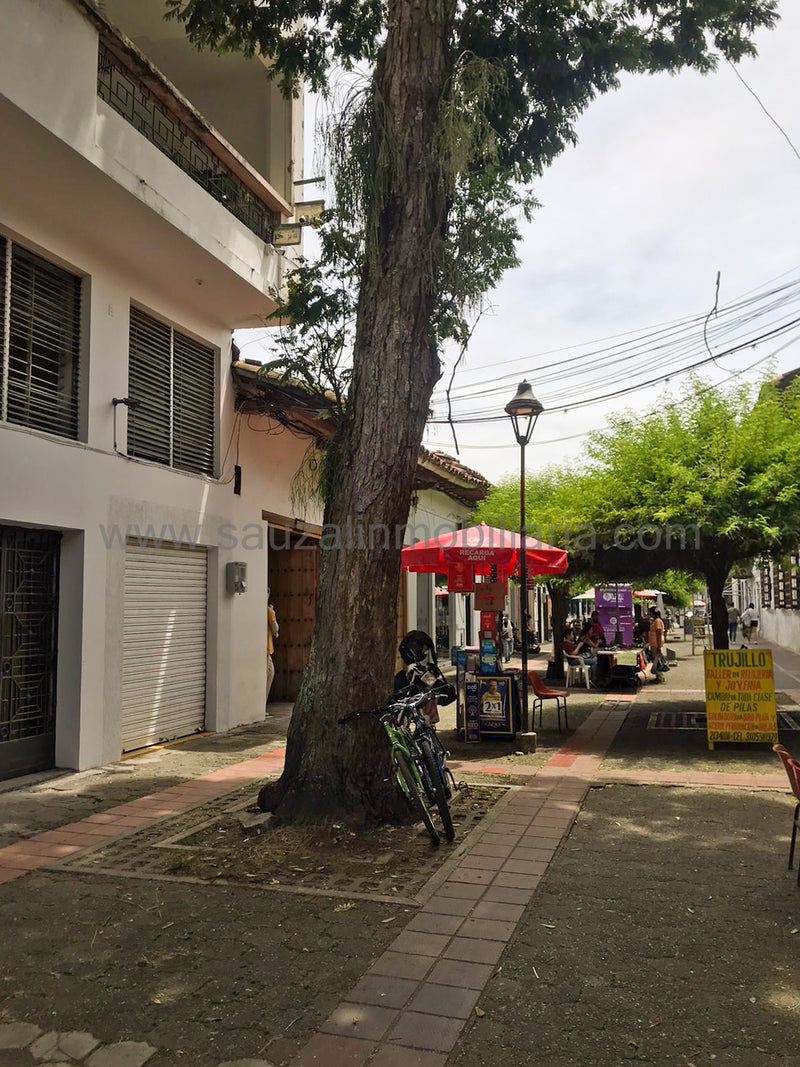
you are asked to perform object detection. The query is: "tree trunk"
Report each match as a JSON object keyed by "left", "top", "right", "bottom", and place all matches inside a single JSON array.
[
  {"left": 259, "top": 0, "right": 456, "bottom": 823},
  {"left": 703, "top": 541, "right": 734, "bottom": 650}
]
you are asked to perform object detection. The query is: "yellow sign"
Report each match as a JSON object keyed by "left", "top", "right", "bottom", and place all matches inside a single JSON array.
[{"left": 704, "top": 648, "right": 777, "bottom": 749}]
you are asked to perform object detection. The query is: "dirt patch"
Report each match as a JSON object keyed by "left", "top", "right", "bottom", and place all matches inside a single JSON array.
[
  {"left": 0, "top": 871, "right": 403, "bottom": 1066},
  {"left": 59, "top": 783, "right": 508, "bottom": 901},
  {"left": 452, "top": 784, "right": 800, "bottom": 1067}
]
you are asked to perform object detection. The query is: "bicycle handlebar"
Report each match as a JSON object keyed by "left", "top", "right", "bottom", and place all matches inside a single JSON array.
[{"left": 338, "top": 688, "right": 433, "bottom": 726}]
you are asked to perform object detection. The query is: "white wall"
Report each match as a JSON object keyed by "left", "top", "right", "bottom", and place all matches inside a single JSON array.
[
  {"left": 0, "top": 210, "right": 312, "bottom": 770},
  {"left": 761, "top": 609, "right": 800, "bottom": 654},
  {"left": 0, "top": 0, "right": 288, "bottom": 326},
  {"left": 406, "top": 488, "right": 473, "bottom": 646}
]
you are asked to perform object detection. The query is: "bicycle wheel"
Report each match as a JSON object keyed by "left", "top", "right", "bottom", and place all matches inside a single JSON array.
[
  {"left": 417, "top": 737, "right": 455, "bottom": 841},
  {"left": 394, "top": 748, "right": 440, "bottom": 846}
]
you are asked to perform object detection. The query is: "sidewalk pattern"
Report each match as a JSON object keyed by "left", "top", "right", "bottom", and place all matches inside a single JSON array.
[
  {"left": 3, "top": 652, "right": 797, "bottom": 1066},
  {"left": 0, "top": 748, "right": 285, "bottom": 884},
  {"left": 288, "top": 699, "right": 634, "bottom": 1067}
]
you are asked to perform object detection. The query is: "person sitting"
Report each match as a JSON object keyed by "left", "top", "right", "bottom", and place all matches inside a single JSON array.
[
  {"left": 571, "top": 632, "right": 600, "bottom": 684},
  {"left": 587, "top": 611, "right": 607, "bottom": 647}
]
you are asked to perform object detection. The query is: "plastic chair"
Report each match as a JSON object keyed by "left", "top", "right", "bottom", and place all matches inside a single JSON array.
[
  {"left": 773, "top": 743, "right": 800, "bottom": 879},
  {"left": 528, "top": 671, "right": 569, "bottom": 731},
  {"left": 565, "top": 655, "right": 591, "bottom": 690}
]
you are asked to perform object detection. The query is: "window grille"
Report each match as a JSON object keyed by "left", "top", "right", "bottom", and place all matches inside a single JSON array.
[
  {"left": 127, "top": 306, "right": 216, "bottom": 477},
  {"left": 760, "top": 563, "right": 772, "bottom": 611},
  {"left": 776, "top": 554, "right": 800, "bottom": 611},
  {"left": 0, "top": 236, "right": 81, "bottom": 439}
]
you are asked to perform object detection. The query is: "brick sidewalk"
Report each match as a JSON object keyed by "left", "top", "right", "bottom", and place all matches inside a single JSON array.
[
  {"left": 288, "top": 698, "right": 635, "bottom": 1067},
  {"left": 0, "top": 748, "right": 285, "bottom": 884},
  {"left": 2, "top": 642, "right": 797, "bottom": 1065}
]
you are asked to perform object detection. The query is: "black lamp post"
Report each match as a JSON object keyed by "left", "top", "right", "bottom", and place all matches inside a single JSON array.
[{"left": 505, "top": 381, "right": 544, "bottom": 736}]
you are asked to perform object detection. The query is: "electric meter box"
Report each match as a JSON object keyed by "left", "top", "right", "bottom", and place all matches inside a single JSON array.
[{"left": 226, "top": 561, "right": 247, "bottom": 595}]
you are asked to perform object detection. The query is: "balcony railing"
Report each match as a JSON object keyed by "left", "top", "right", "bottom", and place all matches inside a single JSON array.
[{"left": 97, "top": 42, "right": 279, "bottom": 244}]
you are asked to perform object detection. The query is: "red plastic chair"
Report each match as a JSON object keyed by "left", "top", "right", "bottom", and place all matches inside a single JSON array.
[
  {"left": 773, "top": 743, "right": 800, "bottom": 880},
  {"left": 528, "top": 671, "right": 569, "bottom": 732}
]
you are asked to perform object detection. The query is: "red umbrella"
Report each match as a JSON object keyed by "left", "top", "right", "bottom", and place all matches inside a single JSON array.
[{"left": 401, "top": 523, "right": 567, "bottom": 577}]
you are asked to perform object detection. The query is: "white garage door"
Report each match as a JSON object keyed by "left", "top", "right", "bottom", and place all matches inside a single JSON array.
[{"left": 122, "top": 542, "right": 207, "bottom": 751}]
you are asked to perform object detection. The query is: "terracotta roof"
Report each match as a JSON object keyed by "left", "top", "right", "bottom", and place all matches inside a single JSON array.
[
  {"left": 231, "top": 362, "right": 490, "bottom": 505},
  {"left": 421, "top": 449, "right": 490, "bottom": 489}
]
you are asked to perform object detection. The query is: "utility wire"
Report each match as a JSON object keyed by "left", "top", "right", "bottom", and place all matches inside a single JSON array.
[
  {"left": 427, "top": 315, "right": 800, "bottom": 423},
  {"left": 728, "top": 60, "right": 800, "bottom": 165}
]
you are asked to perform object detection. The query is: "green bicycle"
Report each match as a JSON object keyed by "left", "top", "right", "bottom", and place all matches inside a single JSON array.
[{"left": 340, "top": 689, "right": 441, "bottom": 846}]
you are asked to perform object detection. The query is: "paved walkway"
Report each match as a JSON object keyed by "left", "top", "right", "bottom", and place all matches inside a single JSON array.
[
  {"left": 0, "top": 748, "right": 285, "bottom": 884},
  {"left": 2, "top": 640, "right": 799, "bottom": 1065}
]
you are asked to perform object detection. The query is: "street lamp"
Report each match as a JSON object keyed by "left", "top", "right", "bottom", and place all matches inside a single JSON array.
[{"left": 505, "top": 380, "right": 544, "bottom": 738}]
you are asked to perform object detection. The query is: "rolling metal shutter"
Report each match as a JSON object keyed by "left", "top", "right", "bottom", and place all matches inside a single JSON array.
[{"left": 121, "top": 542, "right": 207, "bottom": 751}]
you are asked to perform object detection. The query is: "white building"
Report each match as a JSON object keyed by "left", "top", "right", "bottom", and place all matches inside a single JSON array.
[
  {"left": 0, "top": 0, "right": 490, "bottom": 782},
  {"left": 0, "top": 0, "right": 303, "bottom": 780}
]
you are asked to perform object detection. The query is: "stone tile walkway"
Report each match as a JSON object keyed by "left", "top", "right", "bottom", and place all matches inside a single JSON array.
[
  {"left": 287, "top": 699, "right": 635, "bottom": 1066},
  {"left": 0, "top": 748, "right": 285, "bottom": 884},
  {"left": 3, "top": 642, "right": 798, "bottom": 1065}
]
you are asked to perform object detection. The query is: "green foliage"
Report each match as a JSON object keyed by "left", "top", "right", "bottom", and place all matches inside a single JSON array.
[
  {"left": 167, "top": 0, "right": 780, "bottom": 366},
  {"left": 586, "top": 374, "right": 800, "bottom": 565},
  {"left": 261, "top": 215, "right": 356, "bottom": 415}
]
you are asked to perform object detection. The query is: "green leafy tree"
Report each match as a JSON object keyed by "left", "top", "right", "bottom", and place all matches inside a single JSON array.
[
  {"left": 167, "top": 0, "right": 778, "bottom": 822},
  {"left": 586, "top": 376, "right": 800, "bottom": 648}
]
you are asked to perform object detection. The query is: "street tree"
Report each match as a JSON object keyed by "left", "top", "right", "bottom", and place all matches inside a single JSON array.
[
  {"left": 585, "top": 375, "right": 800, "bottom": 649},
  {"left": 167, "top": 0, "right": 779, "bottom": 822}
]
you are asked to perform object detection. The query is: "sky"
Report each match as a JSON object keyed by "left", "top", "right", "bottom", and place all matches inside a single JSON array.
[{"left": 237, "top": 2, "right": 800, "bottom": 484}]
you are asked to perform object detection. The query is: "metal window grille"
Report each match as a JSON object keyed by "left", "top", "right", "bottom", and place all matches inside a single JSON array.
[
  {"left": 760, "top": 563, "right": 772, "bottom": 610},
  {"left": 0, "top": 236, "right": 81, "bottom": 439},
  {"left": 97, "top": 43, "right": 278, "bottom": 245},
  {"left": 774, "top": 558, "right": 800, "bottom": 611},
  {"left": 127, "top": 307, "right": 216, "bottom": 477}
]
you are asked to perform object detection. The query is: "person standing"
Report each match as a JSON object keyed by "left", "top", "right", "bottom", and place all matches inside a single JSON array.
[
  {"left": 727, "top": 602, "right": 741, "bottom": 644},
  {"left": 500, "top": 615, "right": 514, "bottom": 663},
  {"left": 648, "top": 608, "right": 668, "bottom": 682},
  {"left": 266, "top": 592, "right": 279, "bottom": 709},
  {"left": 741, "top": 603, "right": 759, "bottom": 645}
]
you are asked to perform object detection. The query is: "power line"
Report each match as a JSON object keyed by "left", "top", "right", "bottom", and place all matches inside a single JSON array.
[
  {"left": 432, "top": 276, "right": 800, "bottom": 407},
  {"left": 427, "top": 315, "right": 800, "bottom": 424},
  {"left": 728, "top": 60, "right": 800, "bottom": 165}
]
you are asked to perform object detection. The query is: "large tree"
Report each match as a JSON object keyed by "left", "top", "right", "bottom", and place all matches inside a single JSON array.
[
  {"left": 167, "top": 0, "right": 778, "bottom": 822},
  {"left": 585, "top": 375, "right": 800, "bottom": 649}
]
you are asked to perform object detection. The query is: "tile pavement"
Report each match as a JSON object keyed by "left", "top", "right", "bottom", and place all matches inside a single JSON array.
[
  {"left": 4, "top": 660, "right": 794, "bottom": 1065},
  {"left": 0, "top": 748, "right": 286, "bottom": 884},
  {"left": 287, "top": 698, "right": 635, "bottom": 1066}
]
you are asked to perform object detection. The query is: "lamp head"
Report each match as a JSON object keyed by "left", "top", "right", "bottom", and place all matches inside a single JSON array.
[{"left": 504, "top": 380, "right": 543, "bottom": 445}]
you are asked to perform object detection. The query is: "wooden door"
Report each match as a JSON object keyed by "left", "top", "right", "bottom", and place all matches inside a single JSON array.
[{"left": 269, "top": 535, "right": 319, "bottom": 702}]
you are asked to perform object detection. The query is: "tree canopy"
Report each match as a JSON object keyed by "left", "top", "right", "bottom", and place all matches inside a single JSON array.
[
  {"left": 478, "top": 374, "right": 800, "bottom": 651},
  {"left": 164, "top": 0, "right": 782, "bottom": 822}
]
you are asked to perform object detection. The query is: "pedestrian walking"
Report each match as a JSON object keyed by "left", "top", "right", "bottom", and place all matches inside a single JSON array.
[
  {"left": 648, "top": 608, "right": 669, "bottom": 682},
  {"left": 741, "top": 603, "right": 759, "bottom": 645},
  {"left": 266, "top": 592, "right": 279, "bottom": 708},
  {"left": 727, "top": 602, "right": 740, "bottom": 644},
  {"left": 500, "top": 614, "right": 514, "bottom": 663}
]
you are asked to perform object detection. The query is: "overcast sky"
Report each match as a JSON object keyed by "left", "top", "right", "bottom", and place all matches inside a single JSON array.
[{"left": 237, "top": 3, "right": 800, "bottom": 484}]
